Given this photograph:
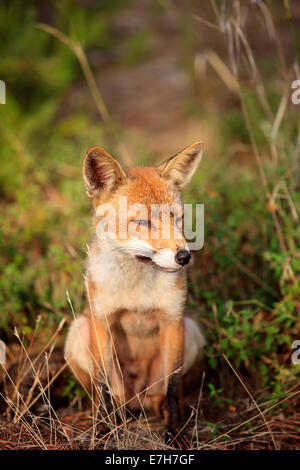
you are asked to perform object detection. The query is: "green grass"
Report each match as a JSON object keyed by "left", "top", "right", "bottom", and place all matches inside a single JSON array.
[{"left": 0, "top": 0, "right": 299, "bottom": 413}]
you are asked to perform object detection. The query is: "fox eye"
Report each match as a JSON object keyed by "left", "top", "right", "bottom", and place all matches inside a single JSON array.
[
  {"left": 132, "top": 219, "right": 150, "bottom": 227},
  {"left": 175, "top": 216, "right": 183, "bottom": 226}
]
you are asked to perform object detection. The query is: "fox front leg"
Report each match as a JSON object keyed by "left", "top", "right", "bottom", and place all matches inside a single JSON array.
[
  {"left": 90, "top": 317, "right": 115, "bottom": 432},
  {"left": 160, "top": 318, "right": 185, "bottom": 437}
]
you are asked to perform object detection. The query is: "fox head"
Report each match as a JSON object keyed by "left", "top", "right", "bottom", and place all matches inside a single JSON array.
[{"left": 83, "top": 142, "right": 203, "bottom": 272}]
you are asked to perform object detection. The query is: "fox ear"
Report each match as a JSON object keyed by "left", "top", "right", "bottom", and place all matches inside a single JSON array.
[
  {"left": 158, "top": 142, "right": 203, "bottom": 190},
  {"left": 83, "top": 146, "right": 126, "bottom": 197}
]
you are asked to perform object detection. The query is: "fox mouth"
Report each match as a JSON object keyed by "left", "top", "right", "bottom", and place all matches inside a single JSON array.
[{"left": 135, "top": 255, "right": 152, "bottom": 263}]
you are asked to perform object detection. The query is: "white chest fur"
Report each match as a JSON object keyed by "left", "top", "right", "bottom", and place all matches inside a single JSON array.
[{"left": 86, "top": 247, "right": 186, "bottom": 320}]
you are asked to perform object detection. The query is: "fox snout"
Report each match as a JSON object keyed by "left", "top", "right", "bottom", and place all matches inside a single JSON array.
[
  {"left": 175, "top": 249, "right": 191, "bottom": 266},
  {"left": 150, "top": 246, "right": 191, "bottom": 272}
]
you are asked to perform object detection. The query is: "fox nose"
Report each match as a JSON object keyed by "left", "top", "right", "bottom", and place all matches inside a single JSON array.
[{"left": 175, "top": 249, "right": 191, "bottom": 266}]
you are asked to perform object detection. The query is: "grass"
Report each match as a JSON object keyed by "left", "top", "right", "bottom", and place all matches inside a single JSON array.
[{"left": 0, "top": 0, "right": 300, "bottom": 449}]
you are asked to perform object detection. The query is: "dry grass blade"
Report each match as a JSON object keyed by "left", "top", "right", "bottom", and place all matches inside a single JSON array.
[
  {"left": 223, "top": 354, "right": 278, "bottom": 449},
  {"left": 0, "top": 366, "right": 47, "bottom": 449},
  {"left": 36, "top": 23, "right": 111, "bottom": 124},
  {"left": 203, "top": 387, "right": 300, "bottom": 449}
]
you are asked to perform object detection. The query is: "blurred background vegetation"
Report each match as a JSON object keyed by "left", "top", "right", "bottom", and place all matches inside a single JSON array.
[{"left": 0, "top": 0, "right": 300, "bottom": 409}]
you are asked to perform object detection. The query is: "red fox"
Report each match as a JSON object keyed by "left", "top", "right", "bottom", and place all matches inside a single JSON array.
[{"left": 64, "top": 142, "right": 205, "bottom": 438}]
